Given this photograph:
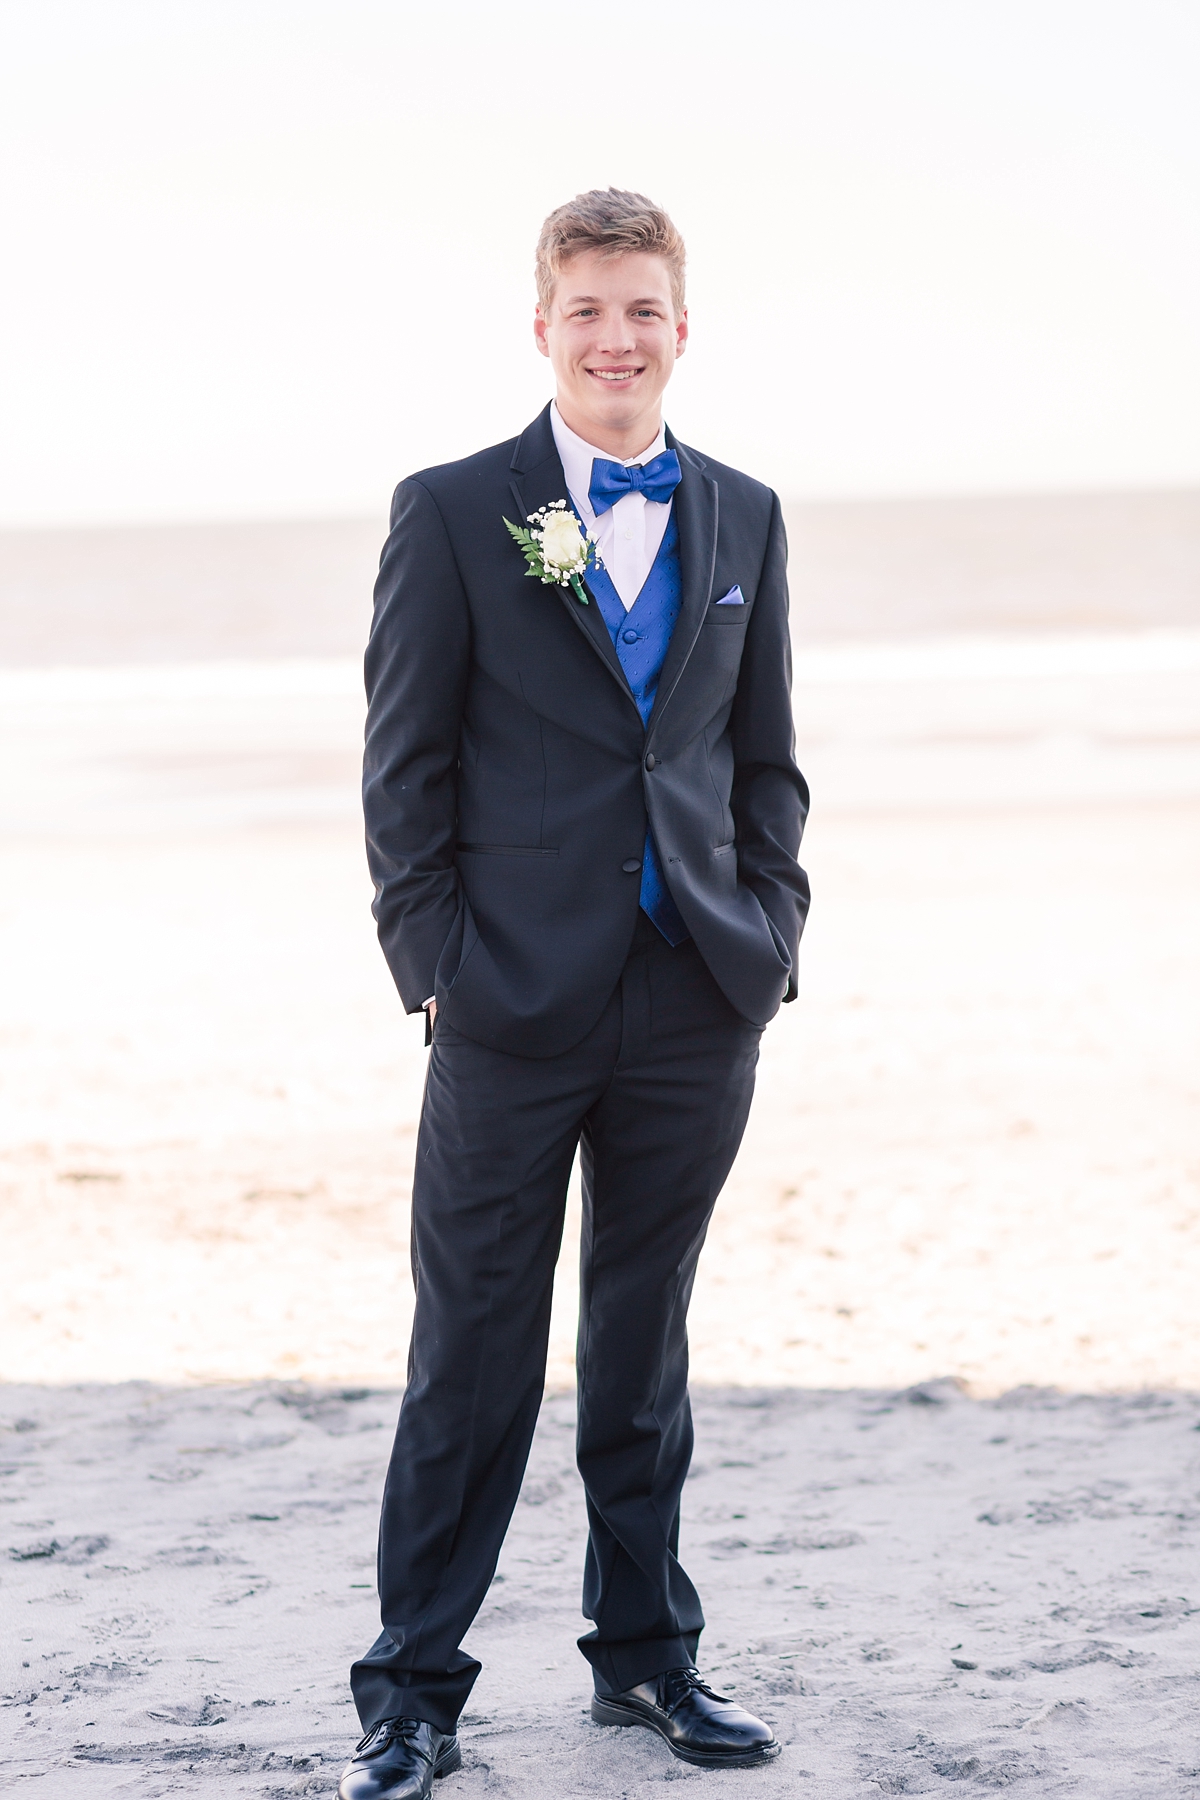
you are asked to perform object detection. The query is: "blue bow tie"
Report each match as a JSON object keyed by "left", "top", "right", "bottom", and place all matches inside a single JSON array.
[{"left": 588, "top": 448, "right": 681, "bottom": 516}]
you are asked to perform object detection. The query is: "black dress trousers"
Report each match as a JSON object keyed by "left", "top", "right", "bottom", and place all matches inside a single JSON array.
[{"left": 350, "top": 914, "right": 762, "bottom": 1735}]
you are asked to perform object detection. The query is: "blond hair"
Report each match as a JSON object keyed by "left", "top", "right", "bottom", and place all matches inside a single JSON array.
[{"left": 535, "top": 188, "right": 686, "bottom": 318}]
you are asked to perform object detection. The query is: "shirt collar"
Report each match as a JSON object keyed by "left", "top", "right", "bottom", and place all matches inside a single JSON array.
[{"left": 550, "top": 402, "right": 667, "bottom": 521}]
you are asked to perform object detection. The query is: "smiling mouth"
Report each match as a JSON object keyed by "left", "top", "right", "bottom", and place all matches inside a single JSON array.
[{"left": 587, "top": 367, "right": 643, "bottom": 383}]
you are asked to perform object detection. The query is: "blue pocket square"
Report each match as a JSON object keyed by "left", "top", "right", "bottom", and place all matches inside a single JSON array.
[{"left": 715, "top": 584, "right": 745, "bottom": 605}]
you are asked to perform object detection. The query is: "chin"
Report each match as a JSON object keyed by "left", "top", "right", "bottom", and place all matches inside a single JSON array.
[{"left": 586, "top": 387, "right": 647, "bottom": 418}]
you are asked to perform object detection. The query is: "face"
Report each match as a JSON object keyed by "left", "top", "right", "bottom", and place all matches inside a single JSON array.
[{"left": 534, "top": 249, "right": 687, "bottom": 456}]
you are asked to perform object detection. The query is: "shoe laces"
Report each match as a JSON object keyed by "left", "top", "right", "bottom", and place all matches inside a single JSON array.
[
  {"left": 356, "top": 1717, "right": 430, "bottom": 1760},
  {"left": 661, "top": 1668, "right": 729, "bottom": 1711}
]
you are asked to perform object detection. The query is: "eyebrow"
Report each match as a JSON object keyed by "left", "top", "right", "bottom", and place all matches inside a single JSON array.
[{"left": 564, "top": 295, "right": 667, "bottom": 308}]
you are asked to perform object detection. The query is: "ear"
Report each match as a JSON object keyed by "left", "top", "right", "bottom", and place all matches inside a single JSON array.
[
  {"left": 674, "top": 308, "right": 689, "bottom": 359},
  {"left": 533, "top": 305, "right": 551, "bottom": 359}
]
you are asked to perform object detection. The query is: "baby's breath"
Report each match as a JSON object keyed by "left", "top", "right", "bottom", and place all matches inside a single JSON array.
[{"left": 503, "top": 501, "right": 601, "bottom": 605}]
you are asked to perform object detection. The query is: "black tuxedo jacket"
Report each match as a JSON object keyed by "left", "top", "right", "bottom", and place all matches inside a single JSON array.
[{"left": 363, "top": 405, "right": 809, "bottom": 1058}]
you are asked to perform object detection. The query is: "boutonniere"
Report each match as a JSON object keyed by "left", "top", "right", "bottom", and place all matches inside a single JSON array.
[{"left": 503, "top": 501, "right": 600, "bottom": 605}]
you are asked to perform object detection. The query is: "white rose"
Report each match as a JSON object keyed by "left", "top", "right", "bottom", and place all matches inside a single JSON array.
[{"left": 540, "top": 509, "right": 586, "bottom": 572}]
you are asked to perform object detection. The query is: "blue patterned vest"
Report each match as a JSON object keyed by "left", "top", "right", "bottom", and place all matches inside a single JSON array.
[{"left": 586, "top": 515, "right": 690, "bottom": 945}]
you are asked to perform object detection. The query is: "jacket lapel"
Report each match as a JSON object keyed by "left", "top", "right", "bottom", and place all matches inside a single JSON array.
[
  {"left": 509, "top": 407, "right": 636, "bottom": 709},
  {"left": 646, "top": 432, "right": 718, "bottom": 736}
]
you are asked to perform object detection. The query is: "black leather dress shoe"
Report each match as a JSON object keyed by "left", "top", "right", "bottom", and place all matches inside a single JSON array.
[
  {"left": 337, "top": 1717, "right": 461, "bottom": 1800},
  {"left": 590, "top": 1667, "right": 779, "bottom": 1768}
]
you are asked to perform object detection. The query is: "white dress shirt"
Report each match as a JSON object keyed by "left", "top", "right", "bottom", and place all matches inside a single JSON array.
[{"left": 550, "top": 403, "right": 672, "bottom": 613}]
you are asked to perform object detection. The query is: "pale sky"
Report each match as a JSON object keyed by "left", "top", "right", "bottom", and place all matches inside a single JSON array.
[{"left": 1, "top": 0, "right": 1198, "bottom": 527}]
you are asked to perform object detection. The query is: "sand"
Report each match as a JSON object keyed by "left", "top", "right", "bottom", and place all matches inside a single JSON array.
[
  {"left": 4, "top": 1380, "right": 1199, "bottom": 1796},
  {"left": 2, "top": 576, "right": 1200, "bottom": 1789}
]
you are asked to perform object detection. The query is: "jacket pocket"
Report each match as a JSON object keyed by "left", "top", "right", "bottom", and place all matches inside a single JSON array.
[{"left": 456, "top": 842, "right": 559, "bottom": 856}]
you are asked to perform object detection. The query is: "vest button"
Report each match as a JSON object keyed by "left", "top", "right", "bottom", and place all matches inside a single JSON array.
[
  {"left": 644, "top": 753, "right": 657, "bottom": 771},
  {"left": 621, "top": 858, "right": 642, "bottom": 874},
  {"left": 621, "top": 628, "right": 640, "bottom": 644}
]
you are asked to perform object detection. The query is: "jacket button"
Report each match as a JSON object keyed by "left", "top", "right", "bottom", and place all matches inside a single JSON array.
[
  {"left": 621, "top": 858, "right": 642, "bottom": 873},
  {"left": 644, "top": 753, "right": 656, "bottom": 770}
]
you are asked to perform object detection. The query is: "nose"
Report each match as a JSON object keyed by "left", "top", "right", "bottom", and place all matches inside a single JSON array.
[{"left": 593, "top": 318, "right": 636, "bottom": 357}]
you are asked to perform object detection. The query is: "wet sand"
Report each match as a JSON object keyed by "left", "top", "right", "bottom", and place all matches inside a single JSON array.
[{"left": 3, "top": 635, "right": 1198, "bottom": 1396}]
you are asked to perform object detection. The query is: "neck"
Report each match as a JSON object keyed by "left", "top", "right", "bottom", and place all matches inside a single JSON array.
[{"left": 554, "top": 395, "right": 662, "bottom": 461}]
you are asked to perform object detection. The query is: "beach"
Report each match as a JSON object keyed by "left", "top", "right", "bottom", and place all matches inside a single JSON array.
[
  {"left": 2, "top": 498, "right": 1200, "bottom": 1792},
  {"left": 3, "top": 629, "right": 1198, "bottom": 1398}
]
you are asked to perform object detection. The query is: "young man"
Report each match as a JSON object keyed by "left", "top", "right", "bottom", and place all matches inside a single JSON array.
[{"left": 340, "top": 189, "right": 809, "bottom": 1800}]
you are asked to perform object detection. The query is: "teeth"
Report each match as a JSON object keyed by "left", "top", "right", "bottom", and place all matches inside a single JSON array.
[{"left": 591, "top": 369, "right": 639, "bottom": 381}]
